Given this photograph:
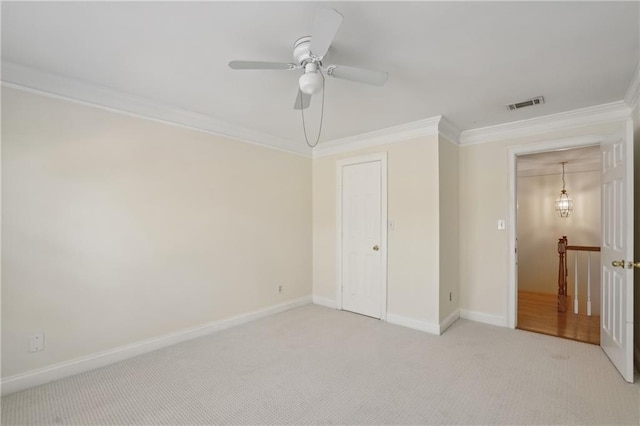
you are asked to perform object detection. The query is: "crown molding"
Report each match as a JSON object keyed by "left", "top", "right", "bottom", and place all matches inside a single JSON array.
[
  {"left": 438, "top": 115, "right": 461, "bottom": 144},
  {"left": 458, "top": 101, "right": 631, "bottom": 146},
  {"left": 1, "top": 62, "right": 312, "bottom": 157},
  {"left": 3, "top": 62, "right": 447, "bottom": 159},
  {"left": 6, "top": 61, "right": 632, "bottom": 156},
  {"left": 624, "top": 61, "right": 639, "bottom": 111},
  {"left": 313, "top": 116, "right": 441, "bottom": 158}
]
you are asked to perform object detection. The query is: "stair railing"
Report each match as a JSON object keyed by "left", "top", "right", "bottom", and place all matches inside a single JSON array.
[{"left": 557, "top": 236, "right": 601, "bottom": 315}]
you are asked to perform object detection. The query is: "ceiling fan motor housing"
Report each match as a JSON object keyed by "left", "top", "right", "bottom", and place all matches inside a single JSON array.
[{"left": 293, "top": 36, "right": 314, "bottom": 64}]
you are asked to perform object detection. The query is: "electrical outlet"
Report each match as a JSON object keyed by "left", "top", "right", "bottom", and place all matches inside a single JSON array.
[
  {"left": 278, "top": 285, "right": 283, "bottom": 294},
  {"left": 29, "top": 333, "right": 44, "bottom": 352}
]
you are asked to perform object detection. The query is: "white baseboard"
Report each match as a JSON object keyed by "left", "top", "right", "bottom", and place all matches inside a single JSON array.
[
  {"left": 439, "top": 310, "right": 460, "bottom": 334},
  {"left": 386, "top": 313, "right": 440, "bottom": 335},
  {"left": 1, "top": 296, "right": 312, "bottom": 396},
  {"left": 312, "top": 295, "right": 338, "bottom": 309},
  {"left": 459, "top": 309, "right": 508, "bottom": 328}
]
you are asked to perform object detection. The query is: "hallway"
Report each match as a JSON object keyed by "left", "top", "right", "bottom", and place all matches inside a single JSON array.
[{"left": 517, "top": 291, "right": 600, "bottom": 345}]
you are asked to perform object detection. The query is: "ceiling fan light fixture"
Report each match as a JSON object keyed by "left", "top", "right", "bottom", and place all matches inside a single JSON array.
[{"left": 299, "top": 63, "right": 323, "bottom": 95}]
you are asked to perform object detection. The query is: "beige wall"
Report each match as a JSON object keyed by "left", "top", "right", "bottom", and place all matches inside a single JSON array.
[
  {"left": 438, "top": 137, "right": 459, "bottom": 322},
  {"left": 517, "top": 170, "right": 601, "bottom": 314},
  {"left": 459, "top": 123, "right": 620, "bottom": 322},
  {"left": 3, "top": 84, "right": 635, "bottom": 379},
  {"left": 1, "top": 88, "right": 312, "bottom": 378},
  {"left": 312, "top": 136, "right": 441, "bottom": 324},
  {"left": 458, "top": 140, "right": 510, "bottom": 319}
]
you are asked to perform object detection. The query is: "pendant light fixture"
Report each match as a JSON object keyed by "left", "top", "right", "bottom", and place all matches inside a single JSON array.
[{"left": 555, "top": 162, "right": 573, "bottom": 218}]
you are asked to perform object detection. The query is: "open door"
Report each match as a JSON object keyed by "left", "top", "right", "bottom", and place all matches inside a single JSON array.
[{"left": 600, "top": 120, "right": 635, "bottom": 383}]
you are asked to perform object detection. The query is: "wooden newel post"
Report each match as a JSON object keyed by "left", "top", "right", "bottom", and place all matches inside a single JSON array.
[{"left": 557, "top": 236, "right": 568, "bottom": 313}]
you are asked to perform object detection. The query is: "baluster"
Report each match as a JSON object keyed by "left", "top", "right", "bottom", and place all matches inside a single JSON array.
[
  {"left": 574, "top": 252, "right": 579, "bottom": 314},
  {"left": 587, "top": 252, "right": 592, "bottom": 317},
  {"left": 559, "top": 240, "right": 600, "bottom": 317}
]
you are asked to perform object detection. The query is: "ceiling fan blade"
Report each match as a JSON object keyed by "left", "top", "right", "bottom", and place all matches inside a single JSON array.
[
  {"left": 294, "top": 90, "right": 311, "bottom": 110},
  {"left": 310, "top": 8, "right": 343, "bottom": 58},
  {"left": 229, "top": 60, "right": 295, "bottom": 70},
  {"left": 326, "top": 65, "right": 389, "bottom": 86}
]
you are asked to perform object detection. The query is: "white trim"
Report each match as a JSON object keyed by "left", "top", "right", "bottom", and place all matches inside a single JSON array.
[
  {"left": 624, "top": 61, "right": 640, "bottom": 110},
  {"left": 2, "top": 63, "right": 311, "bottom": 157},
  {"left": 506, "top": 134, "right": 607, "bottom": 329},
  {"left": 0, "top": 296, "right": 311, "bottom": 396},
  {"left": 508, "top": 149, "right": 518, "bottom": 329},
  {"left": 459, "top": 309, "right": 508, "bottom": 328},
  {"left": 312, "top": 295, "right": 338, "bottom": 309},
  {"left": 379, "top": 155, "right": 388, "bottom": 322},
  {"left": 438, "top": 116, "right": 461, "bottom": 145},
  {"left": 335, "top": 162, "right": 343, "bottom": 311},
  {"left": 314, "top": 116, "right": 441, "bottom": 158},
  {"left": 459, "top": 101, "right": 631, "bottom": 146},
  {"left": 386, "top": 313, "right": 440, "bottom": 335},
  {"left": 439, "top": 310, "right": 460, "bottom": 334},
  {"left": 5, "top": 61, "right": 636, "bottom": 154},
  {"left": 335, "top": 152, "right": 388, "bottom": 321}
]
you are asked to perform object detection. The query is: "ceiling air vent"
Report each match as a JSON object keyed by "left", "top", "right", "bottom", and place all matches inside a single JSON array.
[{"left": 506, "top": 96, "right": 545, "bottom": 111}]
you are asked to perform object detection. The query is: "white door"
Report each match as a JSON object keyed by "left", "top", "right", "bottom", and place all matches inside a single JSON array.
[
  {"left": 600, "top": 121, "right": 634, "bottom": 383},
  {"left": 340, "top": 159, "right": 384, "bottom": 318}
]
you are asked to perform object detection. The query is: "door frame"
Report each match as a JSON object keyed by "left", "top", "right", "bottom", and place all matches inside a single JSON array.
[
  {"left": 336, "top": 152, "right": 388, "bottom": 320},
  {"left": 507, "top": 134, "right": 604, "bottom": 329}
]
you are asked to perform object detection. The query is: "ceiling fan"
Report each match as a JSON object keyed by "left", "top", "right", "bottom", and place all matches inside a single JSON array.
[{"left": 228, "top": 8, "right": 389, "bottom": 111}]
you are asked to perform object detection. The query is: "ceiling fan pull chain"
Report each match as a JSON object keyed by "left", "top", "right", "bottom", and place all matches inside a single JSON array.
[{"left": 301, "top": 69, "right": 325, "bottom": 148}]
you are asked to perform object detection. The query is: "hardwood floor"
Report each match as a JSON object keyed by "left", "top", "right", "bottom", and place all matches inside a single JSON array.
[{"left": 517, "top": 291, "right": 600, "bottom": 345}]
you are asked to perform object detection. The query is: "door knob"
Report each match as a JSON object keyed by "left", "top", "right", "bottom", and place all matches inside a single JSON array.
[
  {"left": 627, "top": 261, "right": 640, "bottom": 269},
  {"left": 611, "top": 260, "right": 626, "bottom": 268},
  {"left": 372, "top": 245, "right": 379, "bottom": 251}
]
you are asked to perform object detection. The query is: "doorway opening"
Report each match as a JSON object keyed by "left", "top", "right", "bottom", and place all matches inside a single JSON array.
[{"left": 515, "top": 145, "right": 601, "bottom": 345}]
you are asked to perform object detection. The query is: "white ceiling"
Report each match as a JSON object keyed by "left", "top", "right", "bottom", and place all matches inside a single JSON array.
[
  {"left": 517, "top": 145, "right": 601, "bottom": 177},
  {"left": 2, "top": 2, "right": 639, "bottom": 146}
]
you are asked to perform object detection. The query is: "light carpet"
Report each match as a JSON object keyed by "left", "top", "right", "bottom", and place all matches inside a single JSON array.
[{"left": 2, "top": 304, "right": 639, "bottom": 425}]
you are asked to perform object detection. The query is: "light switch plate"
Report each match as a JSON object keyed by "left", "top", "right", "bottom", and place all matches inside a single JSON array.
[{"left": 497, "top": 220, "right": 506, "bottom": 230}]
